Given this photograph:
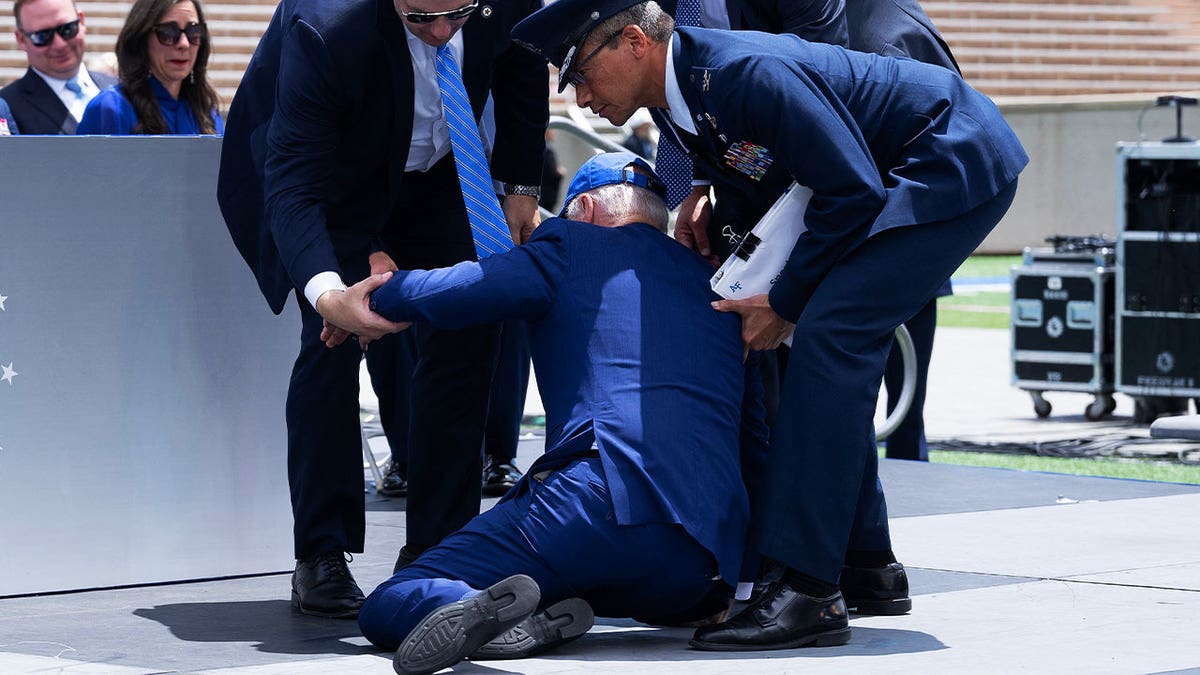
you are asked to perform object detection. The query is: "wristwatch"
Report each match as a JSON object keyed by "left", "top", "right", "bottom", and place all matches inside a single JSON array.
[{"left": 503, "top": 183, "right": 541, "bottom": 199}]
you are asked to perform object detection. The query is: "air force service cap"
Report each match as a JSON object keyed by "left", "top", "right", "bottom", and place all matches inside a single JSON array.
[
  {"left": 559, "top": 151, "right": 667, "bottom": 216},
  {"left": 511, "top": 0, "right": 649, "bottom": 93}
]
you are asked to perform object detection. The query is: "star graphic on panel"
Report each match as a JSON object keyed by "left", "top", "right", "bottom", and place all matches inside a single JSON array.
[
  {"left": 0, "top": 293, "right": 7, "bottom": 311},
  {"left": 1, "top": 362, "right": 16, "bottom": 385}
]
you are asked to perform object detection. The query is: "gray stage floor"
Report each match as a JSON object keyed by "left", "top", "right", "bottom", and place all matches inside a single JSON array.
[{"left": 4, "top": 327, "right": 1200, "bottom": 673}]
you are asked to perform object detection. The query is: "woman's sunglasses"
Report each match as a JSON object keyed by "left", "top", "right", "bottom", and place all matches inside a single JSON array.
[
  {"left": 152, "top": 21, "right": 206, "bottom": 47},
  {"left": 400, "top": 1, "right": 478, "bottom": 25},
  {"left": 20, "top": 19, "right": 80, "bottom": 48}
]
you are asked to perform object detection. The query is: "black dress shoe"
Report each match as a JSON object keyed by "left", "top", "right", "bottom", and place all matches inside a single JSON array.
[
  {"left": 690, "top": 579, "right": 850, "bottom": 651},
  {"left": 482, "top": 457, "right": 523, "bottom": 497},
  {"left": 291, "top": 551, "right": 365, "bottom": 619},
  {"left": 840, "top": 561, "right": 912, "bottom": 615},
  {"left": 392, "top": 545, "right": 422, "bottom": 574},
  {"left": 378, "top": 460, "right": 408, "bottom": 498},
  {"left": 472, "top": 597, "right": 593, "bottom": 660},
  {"left": 393, "top": 574, "right": 540, "bottom": 675}
]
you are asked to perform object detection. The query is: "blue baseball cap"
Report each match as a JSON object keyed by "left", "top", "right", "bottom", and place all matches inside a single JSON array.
[
  {"left": 559, "top": 151, "right": 667, "bottom": 216},
  {"left": 511, "top": 0, "right": 649, "bottom": 93}
]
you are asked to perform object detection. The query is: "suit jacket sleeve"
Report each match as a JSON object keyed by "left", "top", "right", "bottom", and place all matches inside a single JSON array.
[
  {"left": 763, "top": 0, "right": 847, "bottom": 45},
  {"left": 486, "top": 0, "right": 549, "bottom": 187},
  {"left": 725, "top": 56, "right": 885, "bottom": 322},
  {"left": 370, "top": 220, "right": 569, "bottom": 326},
  {"left": 262, "top": 18, "right": 346, "bottom": 292}
]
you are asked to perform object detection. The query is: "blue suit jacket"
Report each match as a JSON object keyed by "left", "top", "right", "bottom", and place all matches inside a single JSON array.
[
  {"left": 846, "top": 0, "right": 958, "bottom": 72},
  {"left": 0, "top": 68, "right": 117, "bottom": 135},
  {"left": 217, "top": 0, "right": 548, "bottom": 314},
  {"left": 0, "top": 98, "right": 17, "bottom": 134},
  {"left": 371, "top": 218, "right": 753, "bottom": 586},
  {"left": 663, "top": 27, "right": 1027, "bottom": 321}
]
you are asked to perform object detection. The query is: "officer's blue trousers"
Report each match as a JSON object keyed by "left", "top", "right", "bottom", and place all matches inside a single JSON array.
[
  {"left": 756, "top": 180, "right": 1019, "bottom": 584},
  {"left": 358, "top": 457, "right": 723, "bottom": 650}
]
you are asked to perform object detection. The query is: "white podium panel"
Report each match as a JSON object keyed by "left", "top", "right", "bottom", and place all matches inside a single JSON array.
[{"left": 0, "top": 136, "right": 296, "bottom": 596}]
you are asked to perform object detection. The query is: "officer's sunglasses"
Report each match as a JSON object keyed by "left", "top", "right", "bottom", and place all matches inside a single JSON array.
[
  {"left": 562, "top": 29, "right": 623, "bottom": 88},
  {"left": 152, "top": 21, "right": 206, "bottom": 47},
  {"left": 20, "top": 19, "right": 80, "bottom": 47},
  {"left": 400, "top": 1, "right": 478, "bottom": 25}
]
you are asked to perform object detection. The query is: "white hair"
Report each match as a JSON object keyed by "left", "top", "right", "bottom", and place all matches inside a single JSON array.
[{"left": 564, "top": 182, "right": 669, "bottom": 232}]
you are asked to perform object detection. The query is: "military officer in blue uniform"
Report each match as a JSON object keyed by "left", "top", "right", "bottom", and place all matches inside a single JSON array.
[
  {"left": 512, "top": 0, "right": 1027, "bottom": 651},
  {"left": 319, "top": 152, "right": 763, "bottom": 673}
]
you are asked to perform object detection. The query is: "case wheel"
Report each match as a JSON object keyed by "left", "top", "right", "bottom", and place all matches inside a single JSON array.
[
  {"left": 1030, "top": 391, "right": 1052, "bottom": 418},
  {"left": 1085, "top": 394, "right": 1116, "bottom": 421}
]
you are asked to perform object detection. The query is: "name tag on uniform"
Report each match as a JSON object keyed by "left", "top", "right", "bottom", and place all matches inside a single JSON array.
[{"left": 723, "top": 141, "right": 772, "bottom": 181}]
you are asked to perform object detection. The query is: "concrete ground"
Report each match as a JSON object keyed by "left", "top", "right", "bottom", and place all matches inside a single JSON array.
[{"left": 2, "top": 327, "right": 1199, "bottom": 674}]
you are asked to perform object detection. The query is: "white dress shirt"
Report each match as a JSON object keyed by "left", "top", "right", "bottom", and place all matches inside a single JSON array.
[{"left": 32, "top": 65, "right": 100, "bottom": 123}]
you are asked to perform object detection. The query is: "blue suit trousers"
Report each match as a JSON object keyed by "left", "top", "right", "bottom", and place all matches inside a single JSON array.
[
  {"left": 758, "top": 181, "right": 1019, "bottom": 583},
  {"left": 358, "top": 457, "right": 723, "bottom": 650}
]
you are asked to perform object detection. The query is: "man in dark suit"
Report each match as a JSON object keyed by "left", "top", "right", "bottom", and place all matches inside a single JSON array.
[
  {"left": 1, "top": 0, "right": 116, "bottom": 134},
  {"left": 513, "top": 0, "right": 1027, "bottom": 650},
  {"left": 216, "top": 0, "right": 547, "bottom": 619},
  {"left": 320, "top": 152, "right": 759, "bottom": 673}
]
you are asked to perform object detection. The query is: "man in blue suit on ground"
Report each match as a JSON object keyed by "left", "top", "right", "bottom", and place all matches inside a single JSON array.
[
  {"left": 216, "top": 0, "right": 547, "bottom": 619},
  {"left": 320, "top": 152, "right": 762, "bottom": 674},
  {"left": 512, "top": 0, "right": 1027, "bottom": 651}
]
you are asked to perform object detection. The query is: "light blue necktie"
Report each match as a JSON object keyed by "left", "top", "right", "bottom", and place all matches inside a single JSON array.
[
  {"left": 435, "top": 45, "right": 512, "bottom": 259},
  {"left": 655, "top": 0, "right": 703, "bottom": 209},
  {"left": 64, "top": 75, "right": 84, "bottom": 99}
]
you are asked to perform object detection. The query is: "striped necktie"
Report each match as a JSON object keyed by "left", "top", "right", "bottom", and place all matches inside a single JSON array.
[
  {"left": 656, "top": 0, "right": 703, "bottom": 209},
  {"left": 435, "top": 45, "right": 513, "bottom": 259}
]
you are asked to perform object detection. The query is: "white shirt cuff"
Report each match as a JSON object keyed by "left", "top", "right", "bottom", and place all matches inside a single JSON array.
[
  {"left": 690, "top": 179, "right": 712, "bottom": 188},
  {"left": 304, "top": 271, "right": 347, "bottom": 309}
]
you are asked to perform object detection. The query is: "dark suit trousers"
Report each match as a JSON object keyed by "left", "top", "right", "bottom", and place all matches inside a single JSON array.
[
  {"left": 484, "top": 319, "right": 531, "bottom": 463},
  {"left": 365, "top": 331, "right": 418, "bottom": 472},
  {"left": 358, "top": 457, "right": 721, "bottom": 650},
  {"left": 883, "top": 297, "right": 938, "bottom": 461},
  {"left": 287, "top": 155, "right": 498, "bottom": 559},
  {"left": 384, "top": 155, "right": 500, "bottom": 552},
  {"left": 756, "top": 181, "right": 1018, "bottom": 584}
]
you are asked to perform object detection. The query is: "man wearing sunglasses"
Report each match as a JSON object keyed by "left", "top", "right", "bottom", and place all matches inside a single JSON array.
[
  {"left": 218, "top": 0, "right": 547, "bottom": 621},
  {"left": 1, "top": 0, "right": 116, "bottom": 134}
]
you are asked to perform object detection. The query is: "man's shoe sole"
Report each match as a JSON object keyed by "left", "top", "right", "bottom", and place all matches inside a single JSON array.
[
  {"left": 472, "top": 597, "right": 593, "bottom": 660},
  {"left": 844, "top": 596, "right": 912, "bottom": 615},
  {"left": 689, "top": 627, "right": 852, "bottom": 652},
  {"left": 393, "top": 574, "right": 540, "bottom": 675},
  {"left": 290, "top": 590, "right": 362, "bottom": 619}
]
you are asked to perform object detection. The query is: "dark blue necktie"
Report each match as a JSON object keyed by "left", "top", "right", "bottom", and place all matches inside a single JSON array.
[
  {"left": 656, "top": 0, "right": 703, "bottom": 209},
  {"left": 435, "top": 45, "right": 513, "bottom": 259}
]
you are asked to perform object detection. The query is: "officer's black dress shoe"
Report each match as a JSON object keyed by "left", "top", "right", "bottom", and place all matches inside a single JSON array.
[
  {"left": 291, "top": 551, "right": 365, "bottom": 619},
  {"left": 840, "top": 561, "right": 912, "bottom": 615},
  {"left": 472, "top": 597, "right": 593, "bottom": 660},
  {"left": 482, "top": 456, "right": 523, "bottom": 497},
  {"left": 392, "top": 545, "right": 422, "bottom": 574},
  {"left": 690, "top": 579, "right": 850, "bottom": 651},
  {"left": 393, "top": 574, "right": 540, "bottom": 675},
  {"left": 378, "top": 460, "right": 408, "bottom": 498}
]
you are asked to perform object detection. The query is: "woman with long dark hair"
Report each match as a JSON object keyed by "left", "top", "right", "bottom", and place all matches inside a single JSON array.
[{"left": 77, "top": 0, "right": 221, "bottom": 134}]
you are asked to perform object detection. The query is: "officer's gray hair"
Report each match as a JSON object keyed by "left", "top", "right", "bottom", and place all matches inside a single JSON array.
[
  {"left": 590, "top": 1, "right": 674, "bottom": 47},
  {"left": 564, "top": 182, "right": 669, "bottom": 232}
]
